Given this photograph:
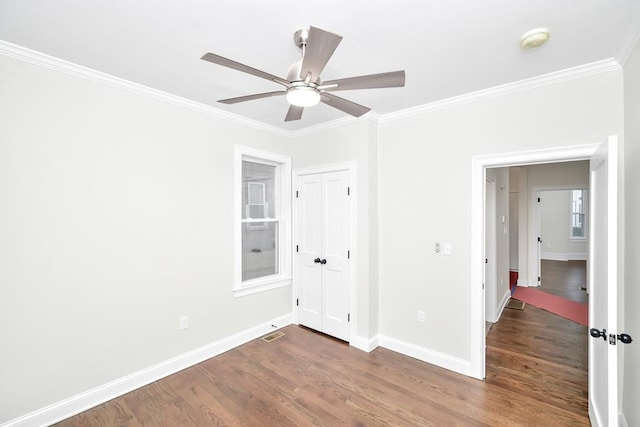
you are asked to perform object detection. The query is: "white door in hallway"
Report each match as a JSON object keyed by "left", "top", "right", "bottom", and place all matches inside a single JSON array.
[
  {"left": 588, "top": 135, "right": 619, "bottom": 427},
  {"left": 296, "top": 170, "right": 350, "bottom": 341}
]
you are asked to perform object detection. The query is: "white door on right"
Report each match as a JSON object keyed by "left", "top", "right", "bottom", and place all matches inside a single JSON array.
[
  {"left": 296, "top": 170, "right": 350, "bottom": 342},
  {"left": 588, "top": 135, "right": 619, "bottom": 427}
]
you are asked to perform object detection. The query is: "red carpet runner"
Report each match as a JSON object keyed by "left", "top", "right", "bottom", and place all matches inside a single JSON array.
[{"left": 512, "top": 286, "right": 588, "bottom": 326}]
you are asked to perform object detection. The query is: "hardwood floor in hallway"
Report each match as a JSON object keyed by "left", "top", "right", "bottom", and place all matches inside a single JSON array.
[
  {"left": 56, "top": 307, "right": 588, "bottom": 427},
  {"left": 540, "top": 259, "right": 588, "bottom": 304}
]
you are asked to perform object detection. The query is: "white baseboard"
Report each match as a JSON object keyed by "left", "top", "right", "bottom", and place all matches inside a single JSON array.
[
  {"left": 378, "top": 335, "right": 471, "bottom": 377},
  {"left": 352, "top": 334, "right": 379, "bottom": 352},
  {"left": 496, "top": 289, "right": 512, "bottom": 321},
  {"left": 516, "top": 279, "right": 534, "bottom": 287},
  {"left": 541, "top": 252, "right": 587, "bottom": 261},
  {"left": 2, "top": 313, "right": 293, "bottom": 427}
]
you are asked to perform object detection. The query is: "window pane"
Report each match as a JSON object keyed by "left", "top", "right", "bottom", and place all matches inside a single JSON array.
[
  {"left": 242, "top": 222, "right": 278, "bottom": 281},
  {"left": 242, "top": 161, "right": 275, "bottom": 219},
  {"left": 572, "top": 213, "right": 585, "bottom": 237}
]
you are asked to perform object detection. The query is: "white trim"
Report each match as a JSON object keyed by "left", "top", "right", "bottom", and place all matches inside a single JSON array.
[
  {"left": 0, "top": 41, "right": 292, "bottom": 138},
  {"left": 516, "top": 279, "right": 534, "bottom": 287},
  {"left": 541, "top": 252, "right": 569, "bottom": 261},
  {"left": 470, "top": 143, "right": 599, "bottom": 379},
  {"left": 0, "top": 41, "right": 621, "bottom": 138},
  {"left": 378, "top": 335, "right": 471, "bottom": 377},
  {"left": 234, "top": 146, "right": 292, "bottom": 296},
  {"left": 351, "top": 334, "right": 380, "bottom": 353},
  {"left": 0, "top": 314, "right": 293, "bottom": 427},
  {"left": 496, "top": 289, "right": 512, "bottom": 322},
  {"left": 379, "top": 59, "right": 621, "bottom": 124},
  {"left": 292, "top": 162, "right": 357, "bottom": 345},
  {"left": 540, "top": 252, "right": 588, "bottom": 261}
]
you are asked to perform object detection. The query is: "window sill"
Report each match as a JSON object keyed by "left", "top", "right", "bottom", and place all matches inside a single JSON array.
[
  {"left": 233, "top": 276, "right": 291, "bottom": 298},
  {"left": 569, "top": 237, "right": 587, "bottom": 241}
]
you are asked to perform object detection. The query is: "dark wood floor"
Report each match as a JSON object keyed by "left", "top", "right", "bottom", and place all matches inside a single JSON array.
[
  {"left": 540, "top": 259, "right": 588, "bottom": 304},
  {"left": 55, "top": 307, "right": 588, "bottom": 426}
]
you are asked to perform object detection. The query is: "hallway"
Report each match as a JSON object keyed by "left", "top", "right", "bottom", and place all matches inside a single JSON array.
[{"left": 540, "top": 259, "right": 588, "bottom": 304}]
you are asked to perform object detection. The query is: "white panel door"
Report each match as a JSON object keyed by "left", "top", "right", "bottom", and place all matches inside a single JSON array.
[
  {"left": 296, "top": 174, "right": 323, "bottom": 331},
  {"left": 296, "top": 169, "right": 350, "bottom": 342},
  {"left": 321, "top": 171, "right": 350, "bottom": 340},
  {"left": 588, "top": 136, "right": 619, "bottom": 427}
]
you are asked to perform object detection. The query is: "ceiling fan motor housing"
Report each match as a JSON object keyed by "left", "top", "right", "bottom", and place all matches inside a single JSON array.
[{"left": 287, "top": 60, "right": 321, "bottom": 84}]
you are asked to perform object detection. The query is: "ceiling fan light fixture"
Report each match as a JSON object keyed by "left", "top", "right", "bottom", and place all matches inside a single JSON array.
[{"left": 286, "top": 85, "right": 321, "bottom": 107}]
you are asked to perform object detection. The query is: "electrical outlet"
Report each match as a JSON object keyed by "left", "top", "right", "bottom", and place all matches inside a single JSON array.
[
  {"left": 417, "top": 310, "right": 425, "bottom": 323},
  {"left": 179, "top": 316, "right": 188, "bottom": 330}
]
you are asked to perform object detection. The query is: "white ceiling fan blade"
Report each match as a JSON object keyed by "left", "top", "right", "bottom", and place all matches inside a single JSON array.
[{"left": 320, "top": 93, "right": 370, "bottom": 117}]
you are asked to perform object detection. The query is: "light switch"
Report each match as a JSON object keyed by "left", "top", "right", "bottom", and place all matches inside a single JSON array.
[{"left": 443, "top": 242, "right": 452, "bottom": 256}]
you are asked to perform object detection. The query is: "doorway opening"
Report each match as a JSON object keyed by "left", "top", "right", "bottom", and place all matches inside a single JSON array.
[
  {"left": 471, "top": 143, "right": 600, "bottom": 379},
  {"left": 472, "top": 138, "right": 620, "bottom": 426}
]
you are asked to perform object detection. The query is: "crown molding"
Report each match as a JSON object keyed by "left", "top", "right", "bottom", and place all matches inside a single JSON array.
[
  {"left": 0, "top": 40, "right": 292, "bottom": 137},
  {"left": 378, "top": 58, "right": 622, "bottom": 125},
  {"left": 1, "top": 40, "right": 623, "bottom": 137},
  {"left": 618, "top": 29, "right": 640, "bottom": 66}
]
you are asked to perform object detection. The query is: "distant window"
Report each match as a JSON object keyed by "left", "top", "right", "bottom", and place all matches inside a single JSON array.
[{"left": 570, "top": 189, "right": 588, "bottom": 239}]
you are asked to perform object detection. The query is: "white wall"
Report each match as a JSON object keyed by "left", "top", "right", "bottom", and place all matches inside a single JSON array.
[
  {"left": 0, "top": 55, "right": 293, "bottom": 422},
  {"left": 378, "top": 70, "right": 623, "bottom": 362},
  {"left": 540, "top": 190, "right": 571, "bottom": 258},
  {"left": 622, "top": 36, "right": 640, "bottom": 427},
  {"left": 538, "top": 189, "right": 588, "bottom": 260}
]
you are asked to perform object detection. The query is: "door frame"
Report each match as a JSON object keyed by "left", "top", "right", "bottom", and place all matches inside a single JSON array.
[
  {"left": 485, "top": 176, "right": 498, "bottom": 323},
  {"left": 292, "top": 162, "right": 357, "bottom": 345},
  {"left": 470, "top": 143, "right": 599, "bottom": 379}
]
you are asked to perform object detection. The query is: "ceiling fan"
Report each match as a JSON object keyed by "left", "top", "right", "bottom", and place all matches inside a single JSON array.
[{"left": 201, "top": 26, "right": 405, "bottom": 122}]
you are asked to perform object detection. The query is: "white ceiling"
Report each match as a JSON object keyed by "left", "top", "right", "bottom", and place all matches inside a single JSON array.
[{"left": 1, "top": 1, "right": 639, "bottom": 131}]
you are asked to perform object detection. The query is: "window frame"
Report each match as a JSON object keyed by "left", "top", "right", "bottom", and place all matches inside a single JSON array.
[
  {"left": 569, "top": 188, "right": 588, "bottom": 240},
  {"left": 234, "top": 146, "right": 291, "bottom": 297}
]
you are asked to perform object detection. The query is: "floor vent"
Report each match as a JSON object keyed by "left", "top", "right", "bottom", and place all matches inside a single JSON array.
[
  {"left": 261, "top": 331, "right": 285, "bottom": 343},
  {"left": 506, "top": 299, "right": 526, "bottom": 310}
]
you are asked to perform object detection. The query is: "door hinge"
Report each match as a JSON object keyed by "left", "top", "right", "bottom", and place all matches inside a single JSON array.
[
  {"left": 482, "top": 283, "right": 485, "bottom": 289},
  {"left": 296, "top": 190, "right": 299, "bottom": 198},
  {"left": 538, "top": 276, "right": 541, "bottom": 282},
  {"left": 347, "top": 313, "right": 350, "bottom": 322},
  {"left": 347, "top": 250, "right": 350, "bottom": 259},
  {"left": 347, "top": 186, "right": 350, "bottom": 196},
  {"left": 296, "top": 298, "right": 299, "bottom": 307},
  {"left": 537, "top": 197, "right": 541, "bottom": 203},
  {"left": 538, "top": 237, "right": 542, "bottom": 243},
  {"left": 296, "top": 245, "right": 299, "bottom": 253},
  {"left": 485, "top": 258, "right": 488, "bottom": 264}
]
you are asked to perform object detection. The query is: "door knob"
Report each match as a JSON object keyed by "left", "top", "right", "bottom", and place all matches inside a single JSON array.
[
  {"left": 314, "top": 258, "right": 321, "bottom": 263},
  {"left": 590, "top": 328, "right": 607, "bottom": 341},
  {"left": 320, "top": 259, "right": 327, "bottom": 265}
]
